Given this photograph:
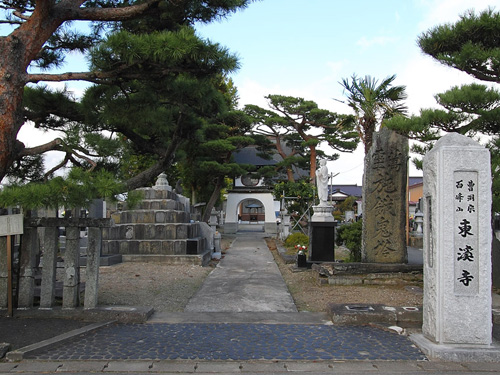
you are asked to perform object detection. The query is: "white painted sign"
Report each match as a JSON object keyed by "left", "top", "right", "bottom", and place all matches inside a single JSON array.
[
  {"left": 0, "top": 214, "right": 24, "bottom": 236},
  {"left": 453, "top": 172, "right": 479, "bottom": 295}
]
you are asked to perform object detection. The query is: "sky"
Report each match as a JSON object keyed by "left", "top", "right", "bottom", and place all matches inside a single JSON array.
[
  {"left": 193, "top": 0, "right": 500, "bottom": 184},
  {"left": 15, "top": 0, "right": 500, "bottom": 185}
]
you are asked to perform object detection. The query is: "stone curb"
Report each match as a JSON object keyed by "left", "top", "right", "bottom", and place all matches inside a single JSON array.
[
  {"left": 3, "top": 359, "right": 500, "bottom": 373},
  {"left": 275, "top": 242, "right": 296, "bottom": 264},
  {"left": 7, "top": 305, "right": 154, "bottom": 323},
  {"left": 5, "top": 321, "right": 113, "bottom": 361},
  {"left": 147, "top": 311, "right": 331, "bottom": 324}
]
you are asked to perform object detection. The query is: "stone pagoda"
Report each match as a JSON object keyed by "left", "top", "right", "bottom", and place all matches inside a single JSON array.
[{"left": 101, "top": 174, "right": 213, "bottom": 265}]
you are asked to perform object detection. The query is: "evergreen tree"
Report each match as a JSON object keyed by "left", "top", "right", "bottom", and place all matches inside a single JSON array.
[
  {"left": 180, "top": 110, "right": 259, "bottom": 222},
  {"left": 245, "top": 95, "right": 358, "bottom": 183},
  {"left": 385, "top": 8, "right": 500, "bottom": 210},
  {"left": 0, "top": 0, "right": 252, "bottom": 183}
]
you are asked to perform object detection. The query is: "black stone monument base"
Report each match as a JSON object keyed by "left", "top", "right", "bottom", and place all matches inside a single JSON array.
[{"left": 308, "top": 221, "right": 336, "bottom": 262}]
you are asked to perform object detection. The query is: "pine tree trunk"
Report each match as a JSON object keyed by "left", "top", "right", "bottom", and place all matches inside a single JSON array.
[
  {"left": 309, "top": 146, "right": 317, "bottom": 184},
  {"left": 0, "top": 6, "right": 65, "bottom": 182},
  {"left": 0, "top": 68, "right": 24, "bottom": 181},
  {"left": 202, "top": 176, "right": 224, "bottom": 223}
]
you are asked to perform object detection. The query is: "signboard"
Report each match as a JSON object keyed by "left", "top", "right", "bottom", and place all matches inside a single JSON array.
[
  {"left": 454, "top": 172, "right": 479, "bottom": 296},
  {"left": 0, "top": 214, "right": 24, "bottom": 236}
]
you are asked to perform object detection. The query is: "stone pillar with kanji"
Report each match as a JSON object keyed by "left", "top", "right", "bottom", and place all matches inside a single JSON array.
[{"left": 412, "top": 133, "right": 499, "bottom": 361}]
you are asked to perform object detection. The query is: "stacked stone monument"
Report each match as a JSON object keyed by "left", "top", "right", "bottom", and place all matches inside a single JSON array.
[{"left": 101, "top": 174, "right": 213, "bottom": 265}]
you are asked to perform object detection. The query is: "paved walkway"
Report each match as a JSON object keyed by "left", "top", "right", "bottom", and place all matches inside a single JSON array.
[
  {"left": 184, "top": 232, "right": 297, "bottom": 312},
  {"left": 5, "top": 232, "right": 428, "bottom": 364}
]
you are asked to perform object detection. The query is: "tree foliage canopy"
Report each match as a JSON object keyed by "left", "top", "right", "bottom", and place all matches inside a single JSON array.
[
  {"left": 246, "top": 95, "right": 358, "bottom": 183},
  {"left": 386, "top": 8, "right": 500, "bottom": 210},
  {"left": 418, "top": 7, "right": 500, "bottom": 83},
  {"left": 0, "top": 0, "right": 254, "bottom": 209}
]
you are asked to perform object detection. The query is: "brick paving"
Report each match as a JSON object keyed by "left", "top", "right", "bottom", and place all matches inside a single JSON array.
[{"left": 25, "top": 322, "right": 426, "bottom": 361}]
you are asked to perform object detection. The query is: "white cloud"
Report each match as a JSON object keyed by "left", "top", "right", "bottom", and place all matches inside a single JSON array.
[
  {"left": 356, "top": 36, "right": 400, "bottom": 49},
  {"left": 326, "top": 60, "right": 348, "bottom": 77},
  {"left": 399, "top": 52, "right": 476, "bottom": 115},
  {"left": 417, "top": 0, "right": 500, "bottom": 32}
]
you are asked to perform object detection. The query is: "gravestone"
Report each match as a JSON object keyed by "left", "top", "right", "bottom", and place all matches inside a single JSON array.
[
  {"left": 411, "top": 133, "right": 500, "bottom": 361},
  {"left": 362, "top": 128, "right": 408, "bottom": 263}
]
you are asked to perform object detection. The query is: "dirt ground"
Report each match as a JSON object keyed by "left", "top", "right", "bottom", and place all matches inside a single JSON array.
[{"left": 265, "top": 237, "right": 423, "bottom": 312}]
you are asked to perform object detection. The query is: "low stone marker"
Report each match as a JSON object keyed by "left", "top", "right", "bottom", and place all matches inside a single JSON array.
[{"left": 411, "top": 133, "right": 500, "bottom": 361}]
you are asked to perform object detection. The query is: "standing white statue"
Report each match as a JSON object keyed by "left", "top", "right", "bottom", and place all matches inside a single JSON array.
[{"left": 316, "top": 159, "right": 329, "bottom": 205}]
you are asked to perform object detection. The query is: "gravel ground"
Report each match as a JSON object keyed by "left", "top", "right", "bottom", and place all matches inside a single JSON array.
[
  {"left": 97, "top": 262, "right": 212, "bottom": 312},
  {"left": 96, "top": 236, "right": 235, "bottom": 312},
  {"left": 96, "top": 235, "right": 423, "bottom": 313}
]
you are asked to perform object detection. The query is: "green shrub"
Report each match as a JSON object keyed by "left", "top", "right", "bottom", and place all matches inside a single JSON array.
[
  {"left": 284, "top": 232, "right": 309, "bottom": 249},
  {"left": 335, "top": 220, "right": 362, "bottom": 262}
]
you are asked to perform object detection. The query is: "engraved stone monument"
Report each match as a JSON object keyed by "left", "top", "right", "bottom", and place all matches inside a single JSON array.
[
  {"left": 362, "top": 128, "right": 408, "bottom": 263},
  {"left": 411, "top": 133, "right": 500, "bottom": 361}
]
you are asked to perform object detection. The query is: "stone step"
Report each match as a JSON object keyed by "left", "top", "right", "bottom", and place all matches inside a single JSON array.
[
  {"left": 103, "top": 223, "right": 200, "bottom": 241},
  {"left": 102, "top": 237, "right": 206, "bottom": 256},
  {"left": 136, "top": 188, "right": 176, "bottom": 200},
  {"left": 134, "top": 199, "right": 185, "bottom": 211},
  {"left": 121, "top": 249, "right": 212, "bottom": 266},
  {"left": 111, "top": 210, "right": 190, "bottom": 225}
]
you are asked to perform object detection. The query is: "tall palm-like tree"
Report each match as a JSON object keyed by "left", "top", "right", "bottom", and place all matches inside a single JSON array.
[{"left": 340, "top": 74, "right": 408, "bottom": 154}]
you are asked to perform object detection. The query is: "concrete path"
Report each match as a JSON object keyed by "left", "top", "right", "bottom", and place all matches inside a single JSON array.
[{"left": 184, "top": 232, "right": 297, "bottom": 312}]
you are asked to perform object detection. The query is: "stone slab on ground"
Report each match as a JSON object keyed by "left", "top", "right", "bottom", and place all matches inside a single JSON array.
[
  {"left": 0, "top": 342, "right": 10, "bottom": 359},
  {"left": 6, "top": 321, "right": 111, "bottom": 361},
  {"left": 411, "top": 333, "right": 500, "bottom": 362},
  {"left": 148, "top": 311, "right": 330, "bottom": 324},
  {"left": 327, "top": 303, "right": 422, "bottom": 328}
]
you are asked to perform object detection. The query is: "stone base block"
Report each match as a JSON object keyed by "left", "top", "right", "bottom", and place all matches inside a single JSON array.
[
  {"left": 327, "top": 303, "right": 422, "bottom": 328},
  {"left": 186, "top": 237, "right": 205, "bottom": 255},
  {"left": 408, "top": 235, "right": 423, "bottom": 248},
  {"left": 264, "top": 222, "right": 278, "bottom": 234},
  {"left": 223, "top": 222, "right": 238, "bottom": 234},
  {"left": 411, "top": 333, "right": 500, "bottom": 362},
  {"left": 309, "top": 221, "right": 336, "bottom": 262}
]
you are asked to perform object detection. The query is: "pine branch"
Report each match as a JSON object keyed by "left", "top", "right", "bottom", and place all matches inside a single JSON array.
[
  {"left": 59, "top": 0, "right": 161, "bottom": 22},
  {"left": 19, "top": 138, "right": 63, "bottom": 156},
  {"left": 26, "top": 67, "right": 207, "bottom": 84},
  {"left": 44, "top": 154, "right": 70, "bottom": 178}
]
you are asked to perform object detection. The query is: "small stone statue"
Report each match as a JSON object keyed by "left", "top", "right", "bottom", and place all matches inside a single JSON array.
[
  {"left": 316, "top": 159, "right": 329, "bottom": 205},
  {"left": 154, "top": 173, "right": 171, "bottom": 191}
]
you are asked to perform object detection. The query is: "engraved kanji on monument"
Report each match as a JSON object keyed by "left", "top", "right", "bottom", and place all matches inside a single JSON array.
[
  {"left": 362, "top": 128, "right": 408, "bottom": 263},
  {"left": 411, "top": 133, "right": 500, "bottom": 361}
]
